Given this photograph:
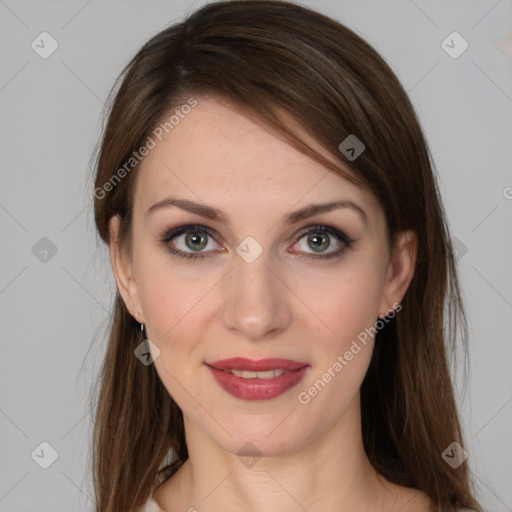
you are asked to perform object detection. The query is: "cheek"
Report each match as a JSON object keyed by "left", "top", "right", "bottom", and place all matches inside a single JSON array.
[
  {"left": 289, "top": 257, "right": 384, "bottom": 409},
  {"left": 133, "top": 248, "right": 224, "bottom": 384},
  {"left": 135, "top": 237, "right": 197, "bottom": 314},
  {"left": 138, "top": 270, "right": 207, "bottom": 347},
  {"left": 137, "top": 265, "right": 208, "bottom": 403},
  {"left": 293, "top": 264, "right": 379, "bottom": 418},
  {"left": 133, "top": 246, "right": 189, "bottom": 343},
  {"left": 292, "top": 256, "right": 385, "bottom": 347}
]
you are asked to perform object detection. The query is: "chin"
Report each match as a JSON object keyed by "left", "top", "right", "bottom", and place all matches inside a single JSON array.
[{"left": 211, "top": 416, "right": 307, "bottom": 459}]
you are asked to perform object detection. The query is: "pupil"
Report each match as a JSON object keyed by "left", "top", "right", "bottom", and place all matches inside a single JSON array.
[
  {"left": 309, "top": 233, "right": 329, "bottom": 252},
  {"left": 186, "top": 232, "right": 207, "bottom": 251}
]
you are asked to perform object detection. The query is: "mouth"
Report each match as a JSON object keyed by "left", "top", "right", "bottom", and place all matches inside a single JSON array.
[
  {"left": 206, "top": 357, "right": 308, "bottom": 372},
  {"left": 205, "top": 357, "right": 310, "bottom": 400},
  {"left": 219, "top": 368, "right": 289, "bottom": 379}
]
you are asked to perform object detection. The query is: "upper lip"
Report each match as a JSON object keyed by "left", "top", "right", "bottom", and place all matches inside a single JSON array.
[{"left": 206, "top": 357, "right": 309, "bottom": 371}]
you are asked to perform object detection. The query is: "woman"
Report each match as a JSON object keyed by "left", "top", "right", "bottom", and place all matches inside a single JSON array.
[{"left": 90, "top": 1, "right": 483, "bottom": 511}]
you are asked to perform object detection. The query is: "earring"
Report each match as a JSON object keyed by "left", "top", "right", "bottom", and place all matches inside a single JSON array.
[{"left": 134, "top": 313, "right": 145, "bottom": 335}]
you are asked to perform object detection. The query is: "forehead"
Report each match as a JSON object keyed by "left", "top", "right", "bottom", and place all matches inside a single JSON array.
[{"left": 134, "top": 97, "right": 379, "bottom": 220}]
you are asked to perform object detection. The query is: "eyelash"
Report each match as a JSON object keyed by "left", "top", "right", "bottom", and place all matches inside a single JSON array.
[{"left": 158, "top": 223, "right": 356, "bottom": 261}]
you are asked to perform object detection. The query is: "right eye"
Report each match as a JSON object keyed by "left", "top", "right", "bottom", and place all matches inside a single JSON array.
[{"left": 159, "top": 224, "right": 222, "bottom": 260}]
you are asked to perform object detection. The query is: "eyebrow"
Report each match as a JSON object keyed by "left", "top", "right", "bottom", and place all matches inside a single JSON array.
[{"left": 145, "top": 196, "right": 368, "bottom": 226}]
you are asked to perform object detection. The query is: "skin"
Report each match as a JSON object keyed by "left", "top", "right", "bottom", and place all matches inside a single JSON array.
[{"left": 109, "top": 96, "right": 432, "bottom": 512}]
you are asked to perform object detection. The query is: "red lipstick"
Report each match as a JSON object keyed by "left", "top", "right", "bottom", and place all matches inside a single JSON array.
[{"left": 206, "top": 357, "right": 309, "bottom": 400}]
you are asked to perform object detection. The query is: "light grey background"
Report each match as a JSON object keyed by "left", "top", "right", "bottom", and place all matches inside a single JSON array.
[{"left": 1, "top": 0, "right": 511, "bottom": 511}]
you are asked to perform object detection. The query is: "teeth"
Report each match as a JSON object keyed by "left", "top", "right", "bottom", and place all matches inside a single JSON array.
[{"left": 228, "top": 369, "right": 285, "bottom": 379}]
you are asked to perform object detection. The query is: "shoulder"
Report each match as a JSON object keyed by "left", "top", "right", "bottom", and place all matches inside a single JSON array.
[{"left": 137, "top": 496, "right": 166, "bottom": 512}]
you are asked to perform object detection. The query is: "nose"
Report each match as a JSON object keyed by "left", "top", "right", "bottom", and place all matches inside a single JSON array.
[{"left": 219, "top": 250, "right": 292, "bottom": 341}]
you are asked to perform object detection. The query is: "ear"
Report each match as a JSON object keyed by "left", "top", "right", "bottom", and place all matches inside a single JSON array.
[
  {"left": 108, "top": 215, "right": 144, "bottom": 322},
  {"left": 377, "top": 229, "right": 417, "bottom": 316}
]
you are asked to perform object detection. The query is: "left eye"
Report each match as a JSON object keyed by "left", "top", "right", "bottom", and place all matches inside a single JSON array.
[
  {"left": 290, "top": 225, "right": 354, "bottom": 260},
  {"left": 159, "top": 224, "right": 355, "bottom": 261}
]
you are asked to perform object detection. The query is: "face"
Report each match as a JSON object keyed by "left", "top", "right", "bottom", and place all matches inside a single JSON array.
[{"left": 109, "top": 96, "right": 416, "bottom": 458}]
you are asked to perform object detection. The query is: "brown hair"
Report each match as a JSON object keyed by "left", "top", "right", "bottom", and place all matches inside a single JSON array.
[{"left": 89, "top": 1, "right": 482, "bottom": 511}]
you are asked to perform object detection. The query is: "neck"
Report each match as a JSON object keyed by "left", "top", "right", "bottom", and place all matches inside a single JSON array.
[{"left": 155, "top": 396, "right": 429, "bottom": 512}]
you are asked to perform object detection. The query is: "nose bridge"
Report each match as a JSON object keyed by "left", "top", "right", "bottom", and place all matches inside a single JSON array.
[
  {"left": 234, "top": 247, "right": 276, "bottom": 296},
  {"left": 220, "top": 239, "right": 290, "bottom": 339}
]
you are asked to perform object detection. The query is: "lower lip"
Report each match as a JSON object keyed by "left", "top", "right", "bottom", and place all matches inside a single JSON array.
[{"left": 206, "top": 365, "right": 309, "bottom": 400}]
